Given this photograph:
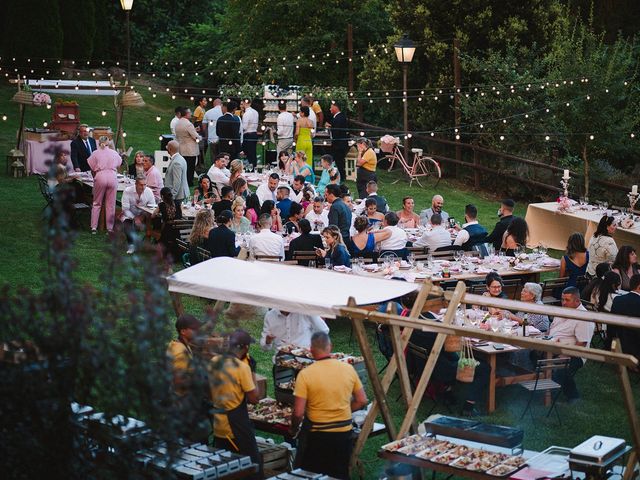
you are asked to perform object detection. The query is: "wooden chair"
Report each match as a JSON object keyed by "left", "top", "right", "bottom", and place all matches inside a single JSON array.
[
  {"left": 470, "top": 284, "right": 487, "bottom": 295},
  {"left": 463, "top": 250, "right": 481, "bottom": 258},
  {"left": 518, "top": 357, "right": 571, "bottom": 423},
  {"left": 430, "top": 250, "right": 456, "bottom": 261},
  {"left": 172, "top": 219, "right": 195, "bottom": 242},
  {"left": 255, "top": 255, "right": 282, "bottom": 262},
  {"left": 541, "top": 277, "right": 569, "bottom": 305},
  {"left": 502, "top": 279, "right": 522, "bottom": 300},
  {"left": 408, "top": 246, "right": 427, "bottom": 254},
  {"left": 197, "top": 246, "right": 211, "bottom": 262},
  {"left": 291, "top": 250, "right": 317, "bottom": 266},
  {"left": 176, "top": 239, "right": 191, "bottom": 268},
  {"left": 406, "top": 341, "right": 452, "bottom": 415},
  {"left": 37, "top": 174, "right": 90, "bottom": 225}
]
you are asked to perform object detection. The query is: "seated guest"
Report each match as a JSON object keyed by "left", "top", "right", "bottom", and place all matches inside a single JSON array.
[
  {"left": 244, "top": 193, "right": 261, "bottom": 230},
  {"left": 374, "top": 212, "right": 409, "bottom": 259},
  {"left": 232, "top": 176, "right": 248, "bottom": 200},
  {"left": 153, "top": 186, "right": 183, "bottom": 261},
  {"left": 213, "top": 185, "right": 234, "bottom": 217},
  {"left": 143, "top": 154, "right": 164, "bottom": 202},
  {"left": 316, "top": 154, "right": 340, "bottom": 194},
  {"left": 300, "top": 186, "right": 315, "bottom": 213},
  {"left": 365, "top": 197, "right": 385, "bottom": 228},
  {"left": 260, "top": 200, "right": 283, "bottom": 232},
  {"left": 413, "top": 213, "right": 451, "bottom": 252},
  {"left": 189, "top": 209, "right": 215, "bottom": 264},
  {"left": 486, "top": 199, "right": 515, "bottom": 251},
  {"left": 586, "top": 215, "right": 618, "bottom": 278},
  {"left": 289, "top": 175, "right": 307, "bottom": 204},
  {"left": 228, "top": 158, "right": 244, "bottom": 186},
  {"left": 350, "top": 216, "right": 377, "bottom": 258},
  {"left": 249, "top": 214, "right": 285, "bottom": 260},
  {"left": 406, "top": 306, "right": 490, "bottom": 417},
  {"left": 325, "top": 184, "right": 352, "bottom": 243},
  {"left": 582, "top": 262, "right": 612, "bottom": 303},
  {"left": 354, "top": 180, "right": 388, "bottom": 215},
  {"left": 559, "top": 233, "right": 589, "bottom": 290},
  {"left": 256, "top": 172, "right": 280, "bottom": 205},
  {"left": 316, "top": 225, "right": 351, "bottom": 267},
  {"left": 501, "top": 216, "right": 529, "bottom": 256},
  {"left": 596, "top": 271, "right": 621, "bottom": 313},
  {"left": 128, "top": 150, "right": 146, "bottom": 177},
  {"left": 397, "top": 196, "right": 421, "bottom": 228},
  {"left": 611, "top": 245, "right": 639, "bottom": 291},
  {"left": 419, "top": 194, "right": 449, "bottom": 225},
  {"left": 287, "top": 151, "right": 315, "bottom": 184},
  {"left": 610, "top": 274, "right": 640, "bottom": 364},
  {"left": 483, "top": 273, "right": 508, "bottom": 316},
  {"left": 547, "top": 287, "right": 594, "bottom": 403},
  {"left": 207, "top": 210, "right": 240, "bottom": 258},
  {"left": 305, "top": 196, "right": 329, "bottom": 231},
  {"left": 206, "top": 153, "right": 231, "bottom": 187},
  {"left": 284, "top": 202, "right": 304, "bottom": 234},
  {"left": 504, "top": 282, "right": 549, "bottom": 332},
  {"left": 121, "top": 176, "right": 156, "bottom": 254},
  {"left": 54, "top": 150, "right": 75, "bottom": 174},
  {"left": 260, "top": 309, "right": 329, "bottom": 353},
  {"left": 288, "top": 219, "right": 323, "bottom": 264},
  {"left": 194, "top": 174, "right": 220, "bottom": 204},
  {"left": 276, "top": 185, "right": 293, "bottom": 221},
  {"left": 229, "top": 197, "right": 252, "bottom": 234},
  {"left": 453, "top": 204, "right": 488, "bottom": 251}
]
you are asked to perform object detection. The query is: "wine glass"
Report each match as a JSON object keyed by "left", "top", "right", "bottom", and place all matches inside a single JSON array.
[
  {"left": 308, "top": 260, "right": 316, "bottom": 269},
  {"left": 470, "top": 305, "right": 481, "bottom": 327},
  {"left": 407, "top": 253, "right": 415, "bottom": 268},
  {"left": 324, "top": 258, "right": 332, "bottom": 270},
  {"left": 490, "top": 316, "right": 501, "bottom": 333},
  {"left": 539, "top": 244, "right": 547, "bottom": 257}
]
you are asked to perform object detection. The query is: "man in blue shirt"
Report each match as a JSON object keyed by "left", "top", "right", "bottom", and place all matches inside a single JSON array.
[
  {"left": 276, "top": 185, "right": 292, "bottom": 222},
  {"left": 325, "top": 184, "right": 352, "bottom": 243}
]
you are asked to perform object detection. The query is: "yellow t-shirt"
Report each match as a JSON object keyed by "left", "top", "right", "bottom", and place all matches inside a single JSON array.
[
  {"left": 209, "top": 355, "right": 256, "bottom": 438},
  {"left": 167, "top": 340, "right": 192, "bottom": 396},
  {"left": 294, "top": 358, "right": 362, "bottom": 432},
  {"left": 193, "top": 105, "right": 205, "bottom": 123},
  {"left": 360, "top": 148, "right": 377, "bottom": 172},
  {"left": 311, "top": 101, "right": 322, "bottom": 115}
]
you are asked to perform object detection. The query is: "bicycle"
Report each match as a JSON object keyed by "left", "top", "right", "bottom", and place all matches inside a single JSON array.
[{"left": 380, "top": 138, "right": 441, "bottom": 187}]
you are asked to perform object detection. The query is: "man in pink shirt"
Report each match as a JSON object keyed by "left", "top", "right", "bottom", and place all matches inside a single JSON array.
[{"left": 143, "top": 154, "right": 164, "bottom": 202}]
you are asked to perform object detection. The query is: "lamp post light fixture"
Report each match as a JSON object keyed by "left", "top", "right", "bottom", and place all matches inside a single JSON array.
[
  {"left": 120, "top": 0, "right": 134, "bottom": 82},
  {"left": 394, "top": 33, "right": 416, "bottom": 161}
]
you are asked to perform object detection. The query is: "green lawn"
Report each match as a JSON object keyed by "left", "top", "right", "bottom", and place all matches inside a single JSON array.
[{"left": 0, "top": 83, "right": 637, "bottom": 478}]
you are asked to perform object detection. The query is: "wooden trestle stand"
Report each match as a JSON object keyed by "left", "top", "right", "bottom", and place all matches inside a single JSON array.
[{"left": 340, "top": 281, "right": 640, "bottom": 479}]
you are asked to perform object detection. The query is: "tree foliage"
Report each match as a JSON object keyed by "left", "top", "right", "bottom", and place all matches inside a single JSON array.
[{"left": 2, "top": 0, "right": 63, "bottom": 58}]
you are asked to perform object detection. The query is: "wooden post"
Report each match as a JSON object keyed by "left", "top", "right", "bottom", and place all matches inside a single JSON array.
[
  {"left": 348, "top": 297, "right": 397, "bottom": 441},
  {"left": 390, "top": 324, "right": 414, "bottom": 412},
  {"left": 349, "top": 281, "right": 436, "bottom": 470},
  {"left": 170, "top": 291, "right": 184, "bottom": 317},
  {"left": 612, "top": 339, "right": 640, "bottom": 480},
  {"left": 453, "top": 38, "right": 462, "bottom": 180},
  {"left": 397, "top": 281, "right": 466, "bottom": 438}
]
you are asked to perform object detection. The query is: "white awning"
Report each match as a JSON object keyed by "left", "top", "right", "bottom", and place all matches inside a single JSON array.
[
  {"left": 26, "top": 79, "right": 119, "bottom": 96},
  {"left": 167, "top": 257, "right": 418, "bottom": 318}
]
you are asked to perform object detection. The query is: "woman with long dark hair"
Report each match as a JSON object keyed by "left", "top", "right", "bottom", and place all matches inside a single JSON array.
[
  {"left": 154, "top": 186, "right": 183, "bottom": 261},
  {"left": 244, "top": 193, "right": 261, "bottom": 230},
  {"left": 597, "top": 271, "right": 621, "bottom": 312},
  {"left": 560, "top": 232, "right": 589, "bottom": 289},
  {"left": 587, "top": 215, "right": 618, "bottom": 277},
  {"left": 500, "top": 217, "right": 529, "bottom": 256},
  {"left": 612, "top": 245, "right": 639, "bottom": 291},
  {"left": 259, "top": 200, "right": 283, "bottom": 232}
]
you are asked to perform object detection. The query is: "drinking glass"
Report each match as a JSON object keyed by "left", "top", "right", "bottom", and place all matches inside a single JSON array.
[
  {"left": 539, "top": 244, "right": 547, "bottom": 256},
  {"left": 490, "top": 316, "right": 500, "bottom": 333},
  {"left": 470, "top": 305, "right": 481, "bottom": 327},
  {"left": 308, "top": 260, "right": 316, "bottom": 269},
  {"left": 324, "top": 258, "right": 332, "bottom": 270},
  {"left": 407, "top": 253, "right": 415, "bottom": 268}
]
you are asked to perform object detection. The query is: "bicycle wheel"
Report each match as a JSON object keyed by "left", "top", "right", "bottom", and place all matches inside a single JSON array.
[{"left": 422, "top": 157, "right": 441, "bottom": 187}]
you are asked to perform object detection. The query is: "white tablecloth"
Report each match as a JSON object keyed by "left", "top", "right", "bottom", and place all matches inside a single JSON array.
[{"left": 525, "top": 202, "right": 640, "bottom": 251}]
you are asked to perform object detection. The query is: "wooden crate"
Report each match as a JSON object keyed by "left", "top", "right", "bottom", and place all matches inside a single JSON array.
[{"left": 257, "top": 440, "right": 291, "bottom": 474}]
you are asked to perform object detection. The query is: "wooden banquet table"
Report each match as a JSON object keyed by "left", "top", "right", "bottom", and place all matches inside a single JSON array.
[{"left": 525, "top": 202, "right": 640, "bottom": 251}]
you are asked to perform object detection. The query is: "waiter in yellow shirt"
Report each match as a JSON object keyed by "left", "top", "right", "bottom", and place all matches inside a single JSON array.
[
  {"left": 290, "top": 332, "right": 368, "bottom": 479},
  {"left": 355, "top": 137, "right": 378, "bottom": 199},
  {"left": 209, "top": 329, "right": 262, "bottom": 478}
]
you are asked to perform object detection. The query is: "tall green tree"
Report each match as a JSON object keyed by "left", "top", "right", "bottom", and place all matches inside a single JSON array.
[
  {"left": 60, "top": 0, "right": 96, "bottom": 60},
  {"left": 2, "top": 0, "right": 63, "bottom": 58}
]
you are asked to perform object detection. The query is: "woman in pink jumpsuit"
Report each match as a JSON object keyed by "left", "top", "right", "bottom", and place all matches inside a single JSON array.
[{"left": 87, "top": 137, "right": 122, "bottom": 232}]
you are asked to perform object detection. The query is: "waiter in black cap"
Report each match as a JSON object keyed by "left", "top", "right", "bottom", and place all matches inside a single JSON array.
[{"left": 208, "top": 329, "right": 262, "bottom": 478}]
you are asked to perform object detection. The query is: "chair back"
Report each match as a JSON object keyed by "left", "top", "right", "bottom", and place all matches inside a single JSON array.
[
  {"left": 37, "top": 174, "right": 53, "bottom": 205},
  {"left": 154, "top": 150, "right": 172, "bottom": 178},
  {"left": 472, "top": 243, "right": 490, "bottom": 257},
  {"left": 172, "top": 219, "right": 195, "bottom": 241},
  {"left": 535, "top": 357, "right": 571, "bottom": 374},
  {"left": 255, "top": 254, "right": 282, "bottom": 262},
  {"left": 502, "top": 279, "right": 522, "bottom": 300},
  {"left": 197, "top": 246, "right": 211, "bottom": 261}
]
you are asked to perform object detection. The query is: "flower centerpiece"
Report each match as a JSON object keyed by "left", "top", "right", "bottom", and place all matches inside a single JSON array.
[
  {"left": 508, "top": 252, "right": 529, "bottom": 266},
  {"left": 620, "top": 216, "right": 635, "bottom": 230},
  {"left": 32, "top": 92, "right": 51, "bottom": 107},
  {"left": 556, "top": 196, "right": 573, "bottom": 213}
]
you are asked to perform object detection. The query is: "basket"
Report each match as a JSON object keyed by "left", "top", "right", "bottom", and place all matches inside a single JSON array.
[
  {"left": 12, "top": 91, "right": 33, "bottom": 105},
  {"left": 456, "top": 338, "right": 478, "bottom": 383},
  {"left": 380, "top": 134, "right": 399, "bottom": 153},
  {"left": 121, "top": 90, "right": 145, "bottom": 107},
  {"left": 444, "top": 335, "right": 462, "bottom": 352},
  {"left": 456, "top": 364, "right": 476, "bottom": 383}
]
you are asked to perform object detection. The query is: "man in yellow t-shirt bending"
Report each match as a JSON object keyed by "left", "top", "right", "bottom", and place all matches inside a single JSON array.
[
  {"left": 291, "top": 332, "right": 368, "bottom": 479},
  {"left": 209, "top": 330, "right": 262, "bottom": 479}
]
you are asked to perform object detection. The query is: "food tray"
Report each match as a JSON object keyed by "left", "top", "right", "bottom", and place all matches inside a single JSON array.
[{"left": 525, "top": 446, "right": 571, "bottom": 476}]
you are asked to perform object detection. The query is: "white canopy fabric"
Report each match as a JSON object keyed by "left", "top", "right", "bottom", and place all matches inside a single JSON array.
[
  {"left": 26, "top": 79, "right": 119, "bottom": 96},
  {"left": 167, "top": 257, "right": 418, "bottom": 318}
]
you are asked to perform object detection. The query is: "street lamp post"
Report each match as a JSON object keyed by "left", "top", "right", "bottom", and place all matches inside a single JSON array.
[
  {"left": 394, "top": 34, "right": 416, "bottom": 162},
  {"left": 120, "top": 0, "right": 134, "bottom": 82}
]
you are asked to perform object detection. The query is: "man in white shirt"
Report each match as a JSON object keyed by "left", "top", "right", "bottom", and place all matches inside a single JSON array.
[
  {"left": 256, "top": 172, "right": 280, "bottom": 205},
  {"left": 142, "top": 155, "right": 164, "bottom": 202},
  {"left": 299, "top": 96, "right": 317, "bottom": 130},
  {"left": 354, "top": 180, "right": 388, "bottom": 215},
  {"left": 305, "top": 196, "right": 329, "bottom": 231},
  {"left": 203, "top": 98, "right": 223, "bottom": 162},
  {"left": 121, "top": 176, "right": 156, "bottom": 254},
  {"left": 207, "top": 154, "right": 231, "bottom": 188},
  {"left": 241, "top": 99, "right": 259, "bottom": 168},
  {"left": 260, "top": 309, "right": 329, "bottom": 355},
  {"left": 249, "top": 214, "right": 285, "bottom": 259},
  {"left": 547, "top": 287, "right": 594, "bottom": 403},
  {"left": 289, "top": 175, "right": 306, "bottom": 203},
  {"left": 453, "top": 203, "right": 488, "bottom": 250},
  {"left": 169, "top": 106, "right": 181, "bottom": 136},
  {"left": 276, "top": 101, "right": 295, "bottom": 157},
  {"left": 376, "top": 212, "right": 408, "bottom": 255},
  {"left": 420, "top": 195, "right": 449, "bottom": 225},
  {"left": 413, "top": 213, "right": 452, "bottom": 251}
]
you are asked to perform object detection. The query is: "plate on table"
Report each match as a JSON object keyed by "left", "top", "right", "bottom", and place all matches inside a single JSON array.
[
  {"left": 486, "top": 463, "right": 521, "bottom": 477},
  {"left": 431, "top": 451, "right": 462, "bottom": 464},
  {"left": 381, "top": 434, "right": 426, "bottom": 452}
]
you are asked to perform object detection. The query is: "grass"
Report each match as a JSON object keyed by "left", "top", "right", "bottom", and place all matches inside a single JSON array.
[{"left": 0, "top": 82, "right": 637, "bottom": 478}]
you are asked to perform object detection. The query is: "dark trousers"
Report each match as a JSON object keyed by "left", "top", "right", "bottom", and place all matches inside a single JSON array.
[
  {"left": 296, "top": 430, "right": 352, "bottom": 480},
  {"left": 243, "top": 132, "right": 258, "bottom": 167},
  {"left": 332, "top": 143, "right": 349, "bottom": 183},
  {"left": 356, "top": 167, "right": 377, "bottom": 198},
  {"left": 552, "top": 356, "right": 583, "bottom": 400},
  {"left": 209, "top": 142, "right": 219, "bottom": 163},
  {"left": 123, "top": 218, "right": 144, "bottom": 245},
  {"left": 184, "top": 155, "right": 197, "bottom": 187}
]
